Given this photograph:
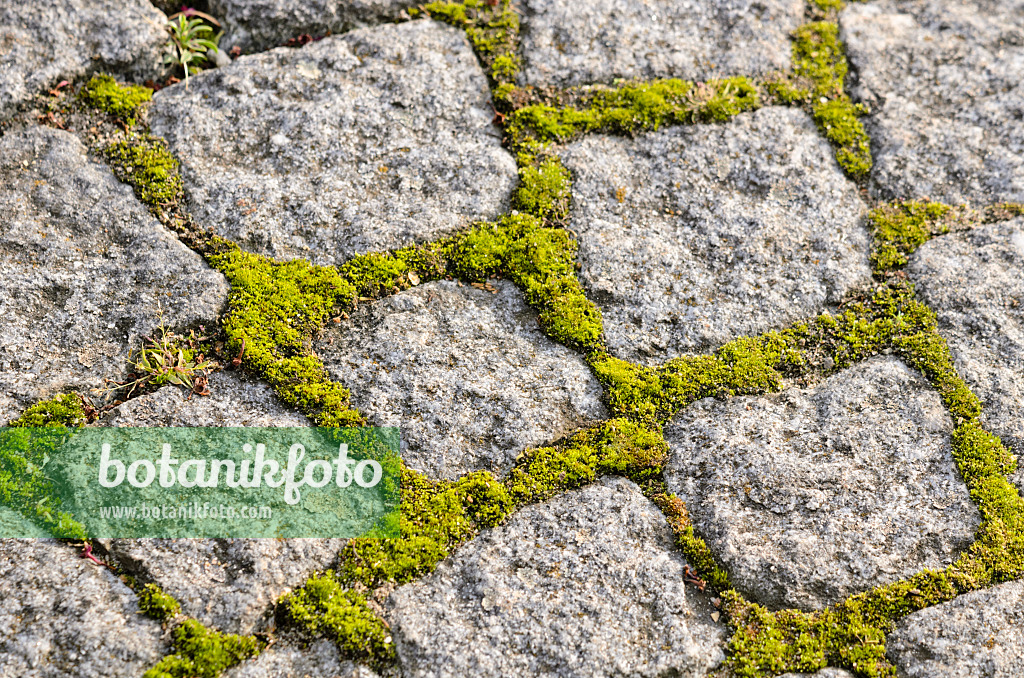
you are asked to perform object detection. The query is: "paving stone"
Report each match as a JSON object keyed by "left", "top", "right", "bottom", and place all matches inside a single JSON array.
[
  {"left": 0, "top": 0, "right": 166, "bottom": 120},
  {"left": 518, "top": 0, "right": 804, "bottom": 87},
  {"left": 887, "top": 580, "right": 1024, "bottom": 677},
  {"left": 317, "top": 279, "right": 607, "bottom": 480},
  {"left": 104, "top": 537, "right": 344, "bottom": 635},
  {"left": 209, "top": 0, "right": 416, "bottom": 53},
  {"left": 149, "top": 20, "right": 517, "bottom": 268},
  {"left": 664, "top": 356, "right": 979, "bottom": 611},
  {"left": 0, "top": 126, "right": 228, "bottom": 425},
  {"left": 560, "top": 107, "right": 871, "bottom": 365},
  {"left": 907, "top": 220, "right": 1024, "bottom": 470},
  {"left": 388, "top": 476, "right": 727, "bottom": 678},
  {"left": 100, "top": 370, "right": 311, "bottom": 427},
  {"left": 842, "top": 0, "right": 1024, "bottom": 204},
  {"left": 0, "top": 539, "right": 164, "bottom": 678},
  {"left": 224, "top": 639, "right": 380, "bottom": 678}
]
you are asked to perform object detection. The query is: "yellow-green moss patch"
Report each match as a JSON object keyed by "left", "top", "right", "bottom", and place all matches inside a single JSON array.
[
  {"left": 144, "top": 620, "right": 260, "bottom": 678},
  {"left": 80, "top": 74, "right": 152, "bottom": 123}
]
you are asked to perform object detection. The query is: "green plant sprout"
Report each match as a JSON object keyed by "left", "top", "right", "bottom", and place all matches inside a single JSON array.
[
  {"left": 101, "top": 321, "right": 216, "bottom": 399},
  {"left": 163, "top": 15, "right": 221, "bottom": 87}
]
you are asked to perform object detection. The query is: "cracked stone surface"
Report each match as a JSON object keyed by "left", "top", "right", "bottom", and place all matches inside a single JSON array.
[
  {"left": 100, "top": 370, "right": 312, "bottom": 427},
  {"left": 842, "top": 0, "right": 1024, "bottom": 204},
  {"left": 0, "top": 126, "right": 228, "bottom": 425},
  {"left": 0, "top": 0, "right": 166, "bottom": 120},
  {"left": 887, "top": 580, "right": 1024, "bottom": 677},
  {"left": 388, "top": 476, "right": 727, "bottom": 678},
  {"left": 0, "top": 539, "right": 164, "bottom": 678},
  {"left": 908, "top": 220, "right": 1024, "bottom": 469},
  {"left": 518, "top": 0, "right": 804, "bottom": 87},
  {"left": 210, "top": 0, "right": 417, "bottom": 52},
  {"left": 560, "top": 107, "right": 871, "bottom": 365},
  {"left": 317, "top": 279, "right": 607, "bottom": 480},
  {"left": 664, "top": 356, "right": 979, "bottom": 611},
  {"left": 149, "top": 19, "right": 517, "bottom": 268},
  {"left": 224, "top": 640, "right": 380, "bottom": 678}
]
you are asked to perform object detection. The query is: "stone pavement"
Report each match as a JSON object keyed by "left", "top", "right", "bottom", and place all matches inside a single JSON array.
[{"left": 1, "top": 1, "right": 1023, "bottom": 677}]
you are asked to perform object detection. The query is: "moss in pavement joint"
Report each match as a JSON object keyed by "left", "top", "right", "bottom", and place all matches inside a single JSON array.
[
  {"left": 410, "top": 0, "right": 520, "bottom": 107},
  {"left": 0, "top": 395, "right": 88, "bottom": 538},
  {"left": 143, "top": 619, "right": 261, "bottom": 678},
  {"left": 770, "top": 20, "right": 872, "bottom": 178},
  {"left": 591, "top": 329, "right": 807, "bottom": 425},
  {"left": 284, "top": 419, "right": 665, "bottom": 662},
  {"left": 137, "top": 583, "right": 181, "bottom": 621},
  {"left": 206, "top": 244, "right": 364, "bottom": 427},
  {"left": 8, "top": 393, "right": 87, "bottom": 428},
  {"left": 105, "top": 134, "right": 184, "bottom": 208},
  {"left": 505, "top": 77, "right": 760, "bottom": 151},
  {"left": 283, "top": 576, "right": 395, "bottom": 667},
  {"left": 80, "top": 74, "right": 152, "bottom": 123},
  {"left": 651, "top": 492, "right": 732, "bottom": 593},
  {"left": 867, "top": 200, "right": 955, "bottom": 274}
]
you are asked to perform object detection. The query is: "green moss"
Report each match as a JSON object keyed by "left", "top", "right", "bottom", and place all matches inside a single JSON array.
[
  {"left": 505, "top": 418, "right": 666, "bottom": 505},
  {"left": 1, "top": 395, "right": 87, "bottom": 538},
  {"left": 513, "top": 155, "right": 571, "bottom": 223},
  {"left": 653, "top": 492, "right": 732, "bottom": 592},
  {"left": 772, "top": 20, "right": 873, "bottom": 178},
  {"left": 868, "top": 200, "right": 954, "bottom": 273},
  {"left": 105, "top": 135, "right": 183, "bottom": 207},
  {"left": 703, "top": 280, "right": 1024, "bottom": 677},
  {"left": 447, "top": 214, "right": 604, "bottom": 353},
  {"left": 80, "top": 74, "right": 152, "bottom": 123},
  {"left": 813, "top": 98, "right": 872, "bottom": 177},
  {"left": 283, "top": 575, "right": 395, "bottom": 667},
  {"left": 144, "top": 620, "right": 260, "bottom": 678},
  {"left": 809, "top": 0, "right": 846, "bottom": 11},
  {"left": 412, "top": 0, "right": 520, "bottom": 105},
  {"left": 206, "top": 245, "right": 363, "bottom": 427},
  {"left": 592, "top": 329, "right": 806, "bottom": 424},
  {"left": 8, "top": 393, "right": 86, "bottom": 428},
  {"left": 505, "top": 77, "right": 760, "bottom": 150},
  {"left": 138, "top": 583, "right": 181, "bottom": 621}
]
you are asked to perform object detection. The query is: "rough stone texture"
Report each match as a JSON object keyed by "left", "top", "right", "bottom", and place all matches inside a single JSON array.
[
  {"left": 518, "top": 0, "right": 804, "bottom": 87},
  {"left": 105, "top": 538, "right": 343, "bottom": 635},
  {"left": 887, "top": 580, "right": 1024, "bottom": 677},
  {"left": 389, "top": 476, "right": 727, "bottom": 678},
  {"left": 560, "top": 107, "right": 871, "bottom": 365},
  {"left": 665, "top": 356, "right": 979, "bottom": 611},
  {"left": 210, "top": 0, "right": 417, "bottom": 53},
  {"left": 0, "top": 539, "right": 164, "bottom": 677},
  {"left": 317, "top": 279, "right": 607, "bottom": 480},
  {"left": 225, "top": 640, "right": 380, "bottom": 678},
  {"left": 908, "top": 221, "right": 1024, "bottom": 469},
  {"left": 96, "top": 368, "right": 335, "bottom": 636},
  {"left": 842, "top": 0, "right": 1024, "bottom": 204},
  {"left": 0, "top": 126, "right": 228, "bottom": 425},
  {"left": 149, "top": 20, "right": 517, "bottom": 268},
  {"left": 0, "top": 0, "right": 166, "bottom": 120},
  {"left": 100, "top": 370, "right": 311, "bottom": 427}
]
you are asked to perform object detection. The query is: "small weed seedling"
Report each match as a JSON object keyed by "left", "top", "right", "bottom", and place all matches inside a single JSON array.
[{"left": 163, "top": 15, "right": 221, "bottom": 88}]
